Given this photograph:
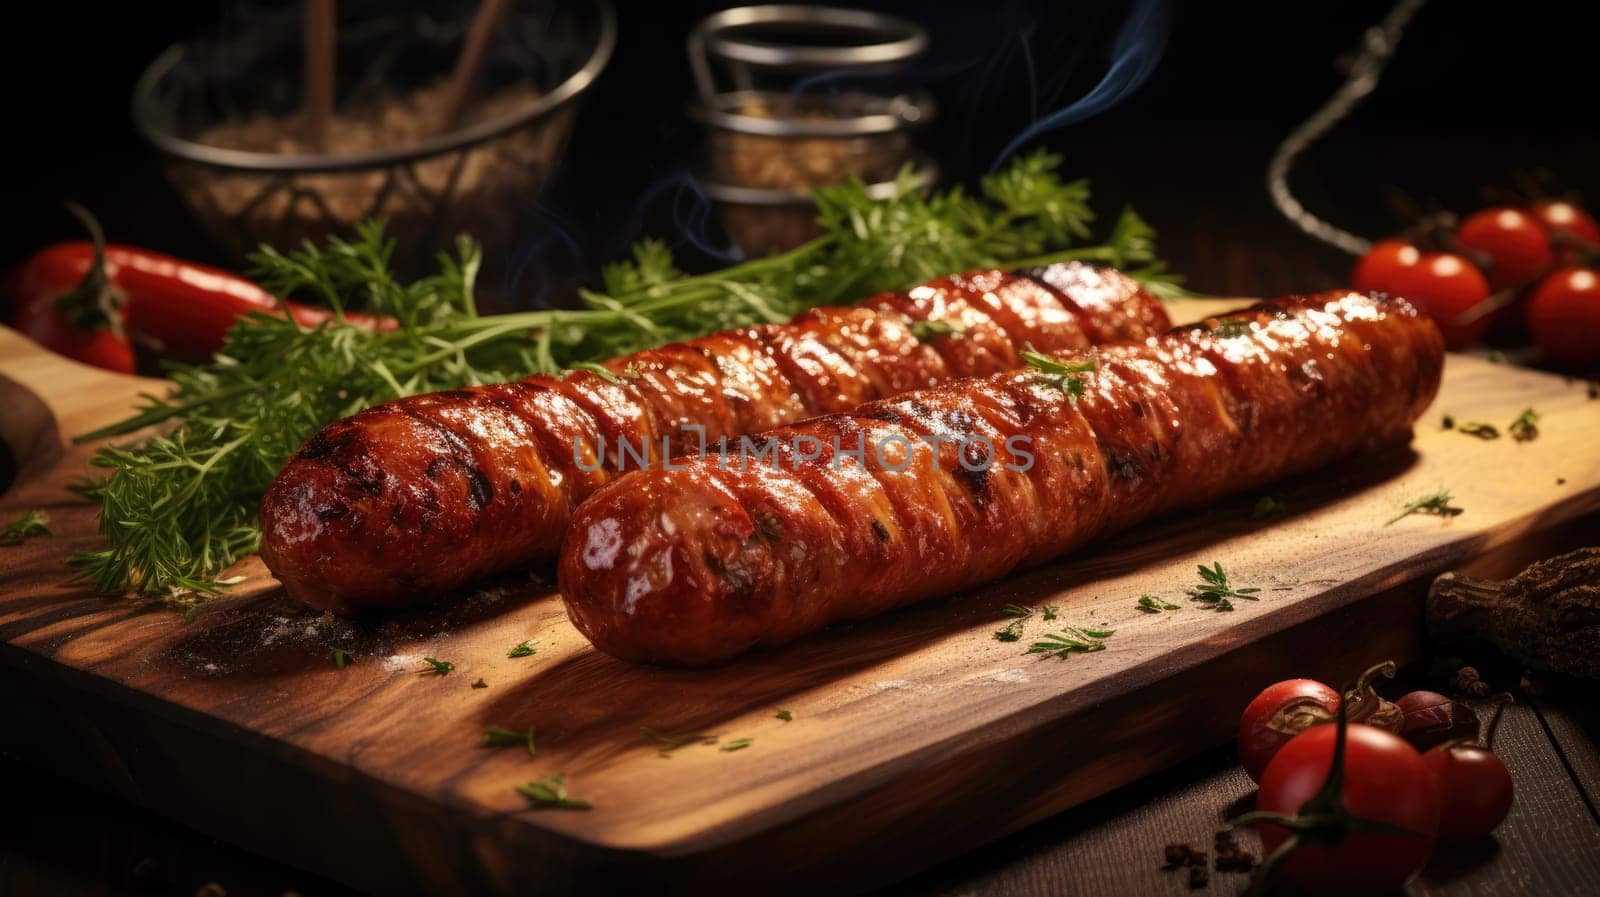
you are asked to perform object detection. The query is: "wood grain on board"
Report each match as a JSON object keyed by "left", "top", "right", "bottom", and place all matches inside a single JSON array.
[{"left": 2, "top": 303, "right": 1598, "bottom": 896}]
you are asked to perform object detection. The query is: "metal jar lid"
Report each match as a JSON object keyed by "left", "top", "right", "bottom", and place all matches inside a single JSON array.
[{"left": 689, "top": 5, "right": 928, "bottom": 99}]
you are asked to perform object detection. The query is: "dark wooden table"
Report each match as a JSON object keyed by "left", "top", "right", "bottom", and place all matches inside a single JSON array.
[{"left": 5, "top": 673, "right": 1597, "bottom": 897}]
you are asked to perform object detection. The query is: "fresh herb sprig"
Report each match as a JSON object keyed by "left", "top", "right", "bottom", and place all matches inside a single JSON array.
[
  {"left": 1188, "top": 562, "right": 1261, "bottom": 610},
  {"left": 70, "top": 153, "right": 1180, "bottom": 605},
  {"left": 0, "top": 510, "right": 51, "bottom": 546},
  {"left": 1026, "top": 627, "right": 1116, "bottom": 658},
  {"left": 1023, "top": 351, "right": 1098, "bottom": 400},
  {"left": 994, "top": 603, "right": 1033, "bottom": 641},
  {"left": 1386, "top": 490, "right": 1463, "bottom": 526}
]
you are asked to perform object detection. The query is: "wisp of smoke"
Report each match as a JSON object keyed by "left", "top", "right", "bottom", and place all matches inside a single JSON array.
[{"left": 990, "top": 0, "right": 1172, "bottom": 170}]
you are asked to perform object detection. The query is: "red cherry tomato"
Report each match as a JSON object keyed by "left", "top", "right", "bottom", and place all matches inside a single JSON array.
[
  {"left": 1393, "top": 252, "right": 1494, "bottom": 349},
  {"left": 1257, "top": 723, "right": 1440, "bottom": 894},
  {"left": 1526, "top": 267, "right": 1600, "bottom": 364},
  {"left": 1423, "top": 744, "right": 1513, "bottom": 840},
  {"left": 1456, "top": 207, "right": 1557, "bottom": 290},
  {"left": 1238, "top": 678, "right": 1340, "bottom": 782},
  {"left": 1351, "top": 239, "right": 1422, "bottom": 294},
  {"left": 1530, "top": 200, "right": 1600, "bottom": 262}
]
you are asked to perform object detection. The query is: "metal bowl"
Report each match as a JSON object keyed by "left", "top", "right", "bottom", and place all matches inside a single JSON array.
[{"left": 132, "top": 0, "right": 616, "bottom": 289}]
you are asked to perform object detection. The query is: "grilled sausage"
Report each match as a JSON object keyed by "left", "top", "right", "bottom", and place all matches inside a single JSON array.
[
  {"left": 558, "top": 291, "right": 1445, "bottom": 665},
  {"left": 259, "top": 264, "right": 1168, "bottom": 613}
]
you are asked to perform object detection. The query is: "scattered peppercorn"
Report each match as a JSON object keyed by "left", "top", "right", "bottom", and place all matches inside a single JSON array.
[
  {"left": 1451, "top": 665, "right": 1491, "bottom": 698},
  {"left": 1214, "top": 830, "right": 1257, "bottom": 872},
  {"left": 1164, "top": 843, "right": 1194, "bottom": 869}
]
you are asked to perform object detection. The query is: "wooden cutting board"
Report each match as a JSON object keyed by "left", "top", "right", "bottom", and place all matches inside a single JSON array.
[{"left": 3, "top": 307, "right": 1598, "bottom": 897}]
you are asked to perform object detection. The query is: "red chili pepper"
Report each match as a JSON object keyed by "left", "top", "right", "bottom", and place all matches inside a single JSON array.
[
  {"left": 6, "top": 204, "right": 137, "bottom": 374},
  {"left": 5, "top": 206, "right": 395, "bottom": 370}
]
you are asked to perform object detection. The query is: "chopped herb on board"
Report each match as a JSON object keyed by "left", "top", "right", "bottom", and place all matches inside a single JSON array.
[
  {"left": 1026, "top": 627, "right": 1115, "bottom": 658},
  {"left": 1386, "top": 490, "right": 1463, "bottom": 526},
  {"left": 332, "top": 649, "right": 352, "bottom": 669},
  {"left": 507, "top": 640, "right": 537, "bottom": 659},
  {"left": 483, "top": 725, "right": 536, "bottom": 755},
  {"left": 0, "top": 510, "right": 51, "bottom": 546},
  {"left": 1138, "top": 594, "right": 1179, "bottom": 613},
  {"left": 1188, "top": 563, "right": 1261, "bottom": 606},
  {"left": 775, "top": 710, "right": 793, "bottom": 721},
  {"left": 1509, "top": 408, "right": 1539, "bottom": 442},
  {"left": 995, "top": 604, "right": 1032, "bottom": 642},
  {"left": 517, "top": 773, "right": 591, "bottom": 810},
  {"left": 1251, "top": 496, "right": 1288, "bottom": 519},
  {"left": 1457, "top": 421, "right": 1500, "bottom": 440},
  {"left": 642, "top": 728, "right": 717, "bottom": 757},
  {"left": 420, "top": 657, "right": 454, "bottom": 676},
  {"left": 720, "top": 738, "right": 754, "bottom": 752}
]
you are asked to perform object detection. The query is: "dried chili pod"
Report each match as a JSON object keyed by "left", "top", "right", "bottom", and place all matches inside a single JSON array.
[{"left": 1343, "top": 661, "right": 1404, "bottom": 732}]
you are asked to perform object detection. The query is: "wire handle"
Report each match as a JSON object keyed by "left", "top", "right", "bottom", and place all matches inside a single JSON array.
[{"left": 1267, "top": 0, "right": 1429, "bottom": 256}]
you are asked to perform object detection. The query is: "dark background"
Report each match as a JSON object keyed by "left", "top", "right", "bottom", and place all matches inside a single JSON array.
[
  {"left": 4, "top": 0, "right": 1596, "bottom": 301},
  {"left": 3, "top": 3, "right": 1598, "bottom": 895}
]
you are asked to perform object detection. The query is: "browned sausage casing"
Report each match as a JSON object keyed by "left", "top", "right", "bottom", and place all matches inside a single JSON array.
[
  {"left": 259, "top": 264, "right": 1168, "bottom": 612},
  {"left": 558, "top": 292, "right": 1445, "bottom": 665}
]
